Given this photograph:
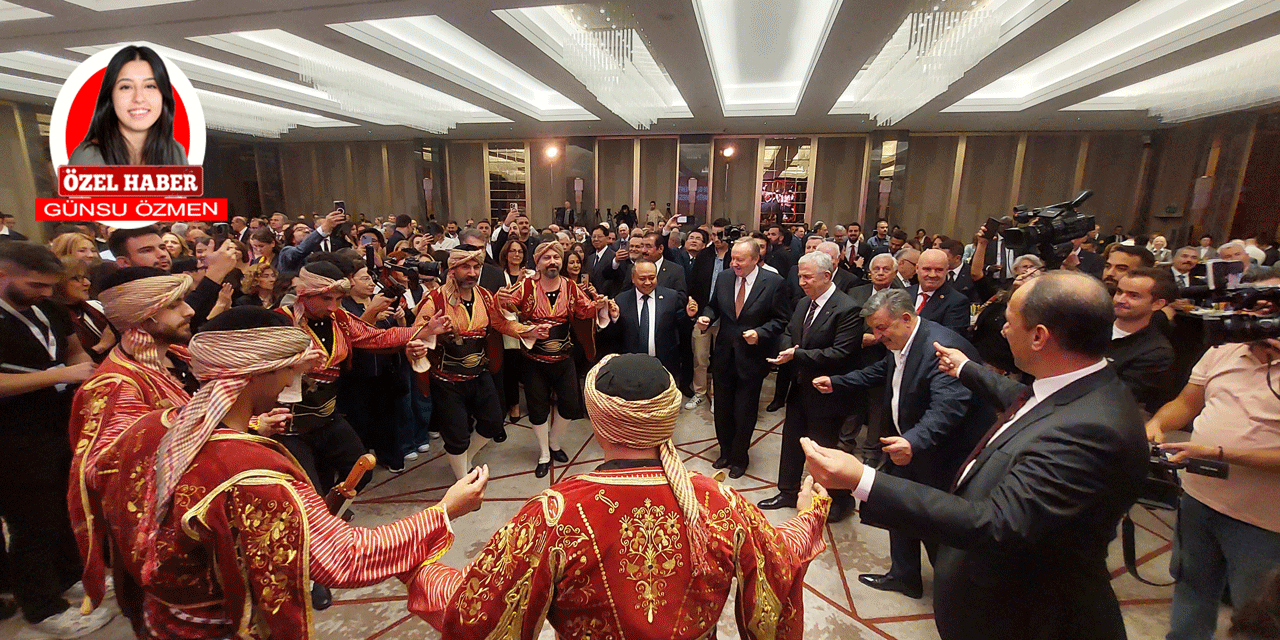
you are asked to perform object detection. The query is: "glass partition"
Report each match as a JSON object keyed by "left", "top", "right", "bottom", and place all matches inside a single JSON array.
[
  {"left": 487, "top": 142, "right": 528, "bottom": 222},
  {"left": 760, "top": 137, "right": 811, "bottom": 226}
]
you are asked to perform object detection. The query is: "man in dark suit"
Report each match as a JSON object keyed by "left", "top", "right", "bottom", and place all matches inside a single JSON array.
[
  {"left": 605, "top": 260, "right": 689, "bottom": 378},
  {"left": 818, "top": 241, "right": 861, "bottom": 293},
  {"left": 803, "top": 271, "right": 1148, "bottom": 640},
  {"left": 845, "top": 253, "right": 905, "bottom": 455},
  {"left": 939, "top": 239, "right": 977, "bottom": 303},
  {"left": 1169, "top": 246, "right": 1204, "bottom": 289},
  {"left": 813, "top": 288, "right": 993, "bottom": 599},
  {"left": 909, "top": 249, "right": 971, "bottom": 333},
  {"left": 386, "top": 214, "right": 413, "bottom": 252},
  {"left": 584, "top": 224, "right": 615, "bottom": 293},
  {"left": 695, "top": 238, "right": 792, "bottom": 478},
  {"left": 758, "top": 252, "right": 862, "bottom": 521},
  {"left": 1102, "top": 225, "right": 1127, "bottom": 248}
]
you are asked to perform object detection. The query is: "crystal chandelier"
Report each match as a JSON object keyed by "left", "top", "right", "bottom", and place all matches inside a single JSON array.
[
  {"left": 558, "top": 5, "right": 675, "bottom": 129},
  {"left": 833, "top": 1, "right": 1002, "bottom": 125},
  {"left": 1114, "top": 37, "right": 1280, "bottom": 123}
]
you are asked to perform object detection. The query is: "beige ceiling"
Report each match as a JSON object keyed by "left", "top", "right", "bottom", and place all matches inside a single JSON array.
[{"left": 1, "top": 0, "right": 1277, "bottom": 141}]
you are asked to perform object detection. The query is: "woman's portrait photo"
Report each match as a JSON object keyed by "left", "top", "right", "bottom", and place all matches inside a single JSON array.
[{"left": 69, "top": 45, "right": 189, "bottom": 166}]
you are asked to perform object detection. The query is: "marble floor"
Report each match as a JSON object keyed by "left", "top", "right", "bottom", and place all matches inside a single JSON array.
[{"left": 6, "top": 376, "right": 1230, "bottom": 639}]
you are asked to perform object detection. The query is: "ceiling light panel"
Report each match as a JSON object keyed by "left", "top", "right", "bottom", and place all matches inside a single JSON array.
[
  {"left": 62, "top": 0, "right": 195, "bottom": 9},
  {"left": 946, "top": 0, "right": 1280, "bottom": 112},
  {"left": 330, "top": 15, "right": 595, "bottom": 122},
  {"left": 494, "top": 5, "right": 692, "bottom": 129},
  {"left": 829, "top": 0, "right": 1066, "bottom": 125},
  {"left": 0, "top": 71, "right": 60, "bottom": 98},
  {"left": 1065, "top": 33, "right": 1280, "bottom": 122},
  {"left": 0, "top": 0, "right": 50, "bottom": 23},
  {"left": 191, "top": 29, "right": 509, "bottom": 133},
  {"left": 692, "top": 0, "right": 844, "bottom": 116}
]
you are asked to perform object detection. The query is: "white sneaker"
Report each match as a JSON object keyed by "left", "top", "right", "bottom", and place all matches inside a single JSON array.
[
  {"left": 404, "top": 452, "right": 419, "bottom": 461},
  {"left": 417, "top": 443, "right": 431, "bottom": 453},
  {"left": 27, "top": 605, "right": 115, "bottom": 638},
  {"left": 684, "top": 394, "right": 704, "bottom": 410}
]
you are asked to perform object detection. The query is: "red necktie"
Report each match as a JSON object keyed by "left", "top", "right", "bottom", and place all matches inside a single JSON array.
[
  {"left": 950, "top": 387, "right": 1033, "bottom": 492},
  {"left": 916, "top": 292, "right": 930, "bottom": 314}
]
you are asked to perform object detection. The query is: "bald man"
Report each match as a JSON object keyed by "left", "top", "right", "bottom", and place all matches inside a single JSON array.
[{"left": 908, "top": 249, "right": 970, "bottom": 333}]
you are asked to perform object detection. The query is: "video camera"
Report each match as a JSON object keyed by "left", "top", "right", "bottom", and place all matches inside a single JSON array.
[
  {"left": 1140, "top": 443, "right": 1228, "bottom": 511},
  {"left": 384, "top": 254, "right": 442, "bottom": 281},
  {"left": 1176, "top": 285, "right": 1280, "bottom": 346},
  {"left": 998, "top": 190, "right": 1096, "bottom": 269},
  {"left": 719, "top": 224, "right": 747, "bottom": 243}
]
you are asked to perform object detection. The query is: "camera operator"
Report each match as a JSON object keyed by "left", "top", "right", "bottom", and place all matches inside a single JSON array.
[{"left": 1146, "top": 265, "right": 1280, "bottom": 640}]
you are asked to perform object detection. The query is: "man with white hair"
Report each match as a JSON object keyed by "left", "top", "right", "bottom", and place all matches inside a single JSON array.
[
  {"left": 818, "top": 241, "right": 860, "bottom": 293},
  {"left": 406, "top": 354, "right": 830, "bottom": 638},
  {"left": 1219, "top": 241, "right": 1256, "bottom": 272},
  {"left": 760, "top": 252, "right": 862, "bottom": 522}
]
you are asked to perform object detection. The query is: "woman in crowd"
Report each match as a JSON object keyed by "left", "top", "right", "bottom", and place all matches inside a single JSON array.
[
  {"left": 1148, "top": 235, "right": 1172, "bottom": 263},
  {"left": 234, "top": 262, "right": 282, "bottom": 309},
  {"left": 915, "top": 228, "right": 928, "bottom": 245},
  {"left": 248, "top": 227, "right": 280, "bottom": 269},
  {"left": 160, "top": 232, "right": 189, "bottom": 259},
  {"left": 50, "top": 232, "right": 99, "bottom": 266},
  {"left": 53, "top": 256, "right": 115, "bottom": 362},
  {"left": 970, "top": 254, "right": 1043, "bottom": 378},
  {"left": 499, "top": 238, "right": 531, "bottom": 421}
]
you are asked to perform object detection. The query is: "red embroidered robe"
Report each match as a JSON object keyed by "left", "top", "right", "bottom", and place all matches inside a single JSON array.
[
  {"left": 93, "top": 408, "right": 454, "bottom": 639},
  {"left": 407, "top": 466, "right": 829, "bottom": 639},
  {"left": 68, "top": 346, "right": 193, "bottom": 608}
]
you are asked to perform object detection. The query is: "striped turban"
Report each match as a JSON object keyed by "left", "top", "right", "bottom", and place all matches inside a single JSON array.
[
  {"left": 532, "top": 240, "right": 564, "bottom": 265},
  {"left": 143, "top": 325, "right": 318, "bottom": 579},
  {"left": 98, "top": 274, "right": 193, "bottom": 374},
  {"left": 295, "top": 264, "right": 351, "bottom": 297},
  {"left": 447, "top": 247, "right": 485, "bottom": 269},
  {"left": 584, "top": 354, "right": 712, "bottom": 575}
]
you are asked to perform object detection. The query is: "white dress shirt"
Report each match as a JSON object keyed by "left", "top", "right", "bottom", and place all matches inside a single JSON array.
[
  {"left": 1171, "top": 267, "right": 1192, "bottom": 288},
  {"left": 914, "top": 287, "right": 937, "bottom": 312},
  {"left": 889, "top": 317, "right": 923, "bottom": 432},
  {"left": 733, "top": 266, "right": 760, "bottom": 309},
  {"left": 635, "top": 289, "right": 657, "bottom": 356},
  {"left": 856, "top": 357, "right": 1109, "bottom": 500},
  {"left": 809, "top": 283, "right": 837, "bottom": 317}
]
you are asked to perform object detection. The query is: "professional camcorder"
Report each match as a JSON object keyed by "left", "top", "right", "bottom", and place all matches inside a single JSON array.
[
  {"left": 719, "top": 224, "right": 746, "bottom": 243},
  {"left": 1176, "top": 285, "right": 1280, "bottom": 346},
  {"left": 384, "top": 254, "right": 442, "bottom": 281},
  {"left": 1140, "top": 444, "right": 1228, "bottom": 511},
  {"left": 999, "top": 190, "right": 1096, "bottom": 269}
]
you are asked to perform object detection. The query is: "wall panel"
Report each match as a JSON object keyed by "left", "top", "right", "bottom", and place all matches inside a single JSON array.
[
  {"left": 445, "top": 142, "right": 487, "bottom": 225},
  {"left": 1081, "top": 133, "right": 1145, "bottom": 233},
  {"left": 711, "top": 137, "right": 759, "bottom": 226},
  {"left": 639, "top": 137, "right": 678, "bottom": 214},
  {"left": 1018, "top": 134, "right": 1079, "bottom": 210},
  {"left": 900, "top": 135, "right": 956, "bottom": 237},
  {"left": 956, "top": 134, "right": 1017, "bottom": 238},
  {"left": 597, "top": 138, "right": 635, "bottom": 215},
  {"left": 811, "top": 136, "right": 866, "bottom": 226}
]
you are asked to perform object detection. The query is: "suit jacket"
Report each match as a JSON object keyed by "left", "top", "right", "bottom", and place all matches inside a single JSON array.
[
  {"left": 584, "top": 247, "right": 614, "bottom": 293},
  {"left": 830, "top": 319, "right": 992, "bottom": 488},
  {"left": 1108, "top": 323, "right": 1175, "bottom": 414},
  {"left": 1077, "top": 249, "right": 1105, "bottom": 279},
  {"left": 781, "top": 288, "right": 863, "bottom": 417},
  {"left": 699, "top": 267, "right": 791, "bottom": 380},
  {"left": 907, "top": 283, "right": 971, "bottom": 334},
  {"left": 606, "top": 286, "right": 688, "bottom": 377},
  {"left": 479, "top": 262, "right": 505, "bottom": 294},
  {"left": 689, "top": 248, "right": 731, "bottom": 307},
  {"left": 493, "top": 228, "right": 537, "bottom": 269},
  {"left": 848, "top": 282, "right": 904, "bottom": 368},
  {"left": 949, "top": 264, "right": 977, "bottom": 303},
  {"left": 860, "top": 363, "right": 1147, "bottom": 640}
]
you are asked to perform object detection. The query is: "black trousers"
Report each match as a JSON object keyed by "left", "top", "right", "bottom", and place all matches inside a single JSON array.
[
  {"left": 501, "top": 348, "right": 523, "bottom": 413},
  {"left": 711, "top": 362, "right": 765, "bottom": 467},
  {"left": 0, "top": 420, "right": 81, "bottom": 623},
  {"left": 771, "top": 362, "right": 794, "bottom": 404},
  {"left": 777, "top": 389, "right": 852, "bottom": 503},
  {"left": 522, "top": 356, "right": 584, "bottom": 424},
  {"left": 884, "top": 458, "right": 940, "bottom": 585},
  {"left": 339, "top": 371, "right": 409, "bottom": 468},
  {"left": 430, "top": 373, "right": 506, "bottom": 455},
  {"left": 275, "top": 416, "right": 368, "bottom": 494}
]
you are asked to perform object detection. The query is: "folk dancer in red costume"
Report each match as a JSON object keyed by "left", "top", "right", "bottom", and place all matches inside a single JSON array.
[
  {"left": 274, "top": 260, "right": 449, "bottom": 492},
  {"left": 414, "top": 247, "right": 542, "bottom": 479},
  {"left": 79, "top": 307, "right": 488, "bottom": 639},
  {"left": 498, "top": 240, "right": 614, "bottom": 477},
  {"left": 406, "top": 354, "right": 830, "bottom": 639}
]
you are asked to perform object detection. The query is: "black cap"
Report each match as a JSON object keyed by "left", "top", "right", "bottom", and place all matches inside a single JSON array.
[{"left": 594, "top": 354, "right": 670, "bottom": 401}]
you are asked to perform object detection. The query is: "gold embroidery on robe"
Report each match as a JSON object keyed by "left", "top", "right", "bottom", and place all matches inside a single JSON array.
[{"left": 617, "top": 499, "right": 684, "bottom": 624}]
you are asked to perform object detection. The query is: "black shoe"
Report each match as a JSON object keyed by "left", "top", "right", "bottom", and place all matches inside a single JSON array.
[
  {"left": 535, "top": 461, "right": 551, "bottom": 478},
  {"left": 858, "top": 573, "right": 923, "bottom": 599},
  {"left": 757, "top": 493, "right": 797, "bottom": 510},
  {"left": 311, "top": 582, "right": 332, "bottom": 610},
  {"left": 492, "top": 429, "right": 507, "bottom": 444},
  {"left": 728, "top": 465, "right": 747, "bottom": 479},
  {"left": 712, "top": 457, "right": 730, "bottom": 469},
  {"left": 550, "top": 449, "right": 569, "bottom": 463},
  {"left": 766, "top": 399, "right": 785, "bottom": 412},
  {"left": 0, "top": 596, "right": 16, "bottom": 621},
  {"left": 827, "top": 498, "right": 855, "bottom": 523},
  {"left": 385, "top": 459, "right": 405, "bottom": 474}
]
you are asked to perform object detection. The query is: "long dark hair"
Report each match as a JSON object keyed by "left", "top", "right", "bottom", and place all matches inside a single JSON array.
[{"left": 80, "top": 45, "right": 182, "bottom": 165}]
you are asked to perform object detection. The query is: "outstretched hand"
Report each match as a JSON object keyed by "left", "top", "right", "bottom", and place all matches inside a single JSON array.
[
  {"left": 439, "top": 464, "right": 489, "bottom": 519},
  {"left": 934, "top": 341, "right": 969, "bottom": 378},
  {"left": 797, "top": 475, "right": 828, "bottom": 511},
  {"left": 800, "top": 437, "right": 864, "bottom": 491}
]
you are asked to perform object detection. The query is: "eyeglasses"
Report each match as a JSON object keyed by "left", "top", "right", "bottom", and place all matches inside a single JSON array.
[{"left": 900, "top": 259, "right": 916, "bottom": 267}]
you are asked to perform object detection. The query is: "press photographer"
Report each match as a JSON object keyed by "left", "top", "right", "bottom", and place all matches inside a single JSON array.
[{"left": 1146, "top": 265, "right": 1280, "bottom": 640}]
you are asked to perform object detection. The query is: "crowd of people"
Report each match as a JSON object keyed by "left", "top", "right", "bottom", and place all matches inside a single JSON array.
[{"left": 0, "top": 202, "right": 1277, "bottom": 640}]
